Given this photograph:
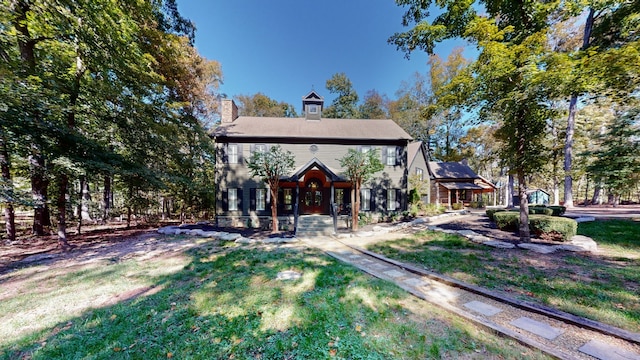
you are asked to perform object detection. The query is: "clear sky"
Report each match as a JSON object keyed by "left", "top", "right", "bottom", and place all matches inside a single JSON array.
[{"left": 177, "top": 1, "right": 473, "bottom": 114}]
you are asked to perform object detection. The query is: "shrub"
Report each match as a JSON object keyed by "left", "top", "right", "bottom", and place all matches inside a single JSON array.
[
  {"left": 451, "top": 203, "right": 464, "bottom": 210},
  {"left": 423, "top": 203, "right": 445, "bottom": 216},
  {"left": 494, "top": 211, "right": 519, "bottom": 231},
  {"left": 486, "top": 208, "right": 507, "bottom": 221},
  {"left": 469, "top": 201, "right": 485, "bottom": 209},
  {"left": 547, "top": 205, "right": 566, "bottom": 216},
  {"left": 493, "top": 212, "right": 577, "bottom": 241},
  {"left": 529, "top": 206, "right": 553, "bottom": 216},
  {"left": 529, "top": 215, "right": 577, "bottom": 241}
]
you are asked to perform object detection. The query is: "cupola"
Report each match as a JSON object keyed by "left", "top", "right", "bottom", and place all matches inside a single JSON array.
[{"left": 302, "top": 90, "right": 324, "bottom": 121}]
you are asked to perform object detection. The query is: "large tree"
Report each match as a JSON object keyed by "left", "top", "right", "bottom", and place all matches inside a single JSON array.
[
  {"left": 338, "top": 149, "right": 384, "bottom": 231},
  {"left": 247, "top": 145, "right": 295, "bottom": 233},
  {"left": 324, "top": 73, "right": 360, "bottom": 119},
  {"left": 390, "top": 0, "right": 558, "bottom": 241},
  {"left": 235, "top": 93, "right": 297, "bottom": 118}
]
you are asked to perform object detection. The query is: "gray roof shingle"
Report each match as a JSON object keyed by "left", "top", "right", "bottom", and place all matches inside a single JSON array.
[
  {"left": 429, "top": 161, "right": 479, "bottom": 179},
  {"left": 212, "top": 117, "right": 412, "bottom": 141}
]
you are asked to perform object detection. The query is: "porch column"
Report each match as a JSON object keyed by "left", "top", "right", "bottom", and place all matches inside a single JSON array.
[
  {"left": 330, "top": 182, "right": 337, "bottom": 234},
  {"left": 294, "top": 180, "right": 300, "bottom": 233},
  {"left": 448, "top": 189, "right": 452, "bottom": 209},
  {"left": 493, "top": 189, "right": 496, "bottom": 206}
]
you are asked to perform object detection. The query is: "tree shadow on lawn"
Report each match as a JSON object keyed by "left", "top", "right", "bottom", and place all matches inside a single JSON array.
[{"left": 1, "top": 242, "right": 543, "bottom": 360}]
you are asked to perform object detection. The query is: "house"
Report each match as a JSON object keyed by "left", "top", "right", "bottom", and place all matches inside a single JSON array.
[
  {"left": 211, "top": 91, "right": 414, "bottom": 230},
  {"left": 427, "top": 161, "right": 497, "bottom": 208},
  {"left": 407, "top": 141, "right": 430, "bottom": 203},
  {"left": 513, "top": 188, "right": 550, "bottom": 205}
]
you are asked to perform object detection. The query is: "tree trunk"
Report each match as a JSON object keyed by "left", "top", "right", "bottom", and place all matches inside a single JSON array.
[
  {"left": 77, "top": 177, "right": 83, "bottom": 235},
  {"left": 507, "top": 174, "right": 514, "bottom": 208},
  {"left": 270, "top": 182, "right": 278, "bottom": 233},
  {"left": 56, "top": 174, "right": 71, "bottom": 249},
  {"left": 80, "top": 177, "right": 91, "bottom": 221},
  {"left": 30, "top": 154, "right": 49, "bottom": 235},
  {"left": 103, "top": 174, "right": 111, "bottom": 221},
  {"left": 564, "top": 8, "right": 594, "bottom": 209},
  {"left": 517, "top": 170, "right": 531, "bottom": 242},
  {"left": 591, "top": 183, "right": 602, "bottom": 204},
  {"left": 552, "top": 175, "right": 560, "bottom": 206},
  {"left": 352, "top": 182, "right": 359, "bottom": 231},
  {"left": 1, "top": 135, "right": 16, "bottom": 242}
]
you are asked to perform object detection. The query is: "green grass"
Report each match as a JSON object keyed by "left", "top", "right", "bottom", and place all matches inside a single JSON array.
[
  {"left": 368, "top": 221, "right": 640, "bottom": 332},
  {"left": 0, "top": 237, "right": 549, "bottom": 360}
]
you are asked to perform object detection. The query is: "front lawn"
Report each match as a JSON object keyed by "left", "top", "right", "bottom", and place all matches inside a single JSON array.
[
  {"left": 0, "top": 236, "right": 548, "bottom": 359},
  {"left": 367, "top": 219, "right": 640, "bottom": 332}
]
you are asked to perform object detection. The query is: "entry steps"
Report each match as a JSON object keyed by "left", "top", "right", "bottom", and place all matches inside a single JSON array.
[{"left": 296, "top": 215, "right": 334, "bottom": 237}]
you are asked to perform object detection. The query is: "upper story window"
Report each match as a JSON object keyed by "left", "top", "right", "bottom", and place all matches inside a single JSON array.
[
  {"left": 359, "top": 146, "right": 371, "bottom": 154},
  {"left": 228, "top": 144, "right": 238, "bottom": 164},
  {"left": 386, "top": 147, "right": 396, "bottom": 166},
  {"left": 254, "top": 144, "right": 267, "bottom": 153},
  {"left": 308, "top": 104, "right": 319, "bottom": 114},
  {"left": 416, "top": 168, "right": 424, "bottom": 181}
]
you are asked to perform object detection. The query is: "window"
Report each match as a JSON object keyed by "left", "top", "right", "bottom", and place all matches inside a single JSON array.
[
  {"left": 228, "top": 188, "right": 238, "bottom": 211},
  {"left": 284, "top": 188, "right": 292, "bottom": 210},
  {"left": 228, "top": 144, "right": 238, "bottom": 164},
  {"left": 387, "top": 189, "right": 397, "bottom": 211},
  {"left": 361, "top": 188, "right": 371, "bottom": 211},
  {"left": 386, "top": 147, "right": 396, "bottom": 166},
  {"left": 335, "top": 189, "right": 344, "bottom": 207},
  {"left": 256, "top": 188, "right": 266, "bottom": 211},
  {"left": 255, "top": 144, "right": 267, "bottom": 153},
  {"left": 416, "top": 168, "right": 423, "bottom": 181},
  {"left": 308, "top": 104, "right": 318, "bottom": 114},
  {"left": 360, "top": 146, "right": 371, "bottom": 154}
]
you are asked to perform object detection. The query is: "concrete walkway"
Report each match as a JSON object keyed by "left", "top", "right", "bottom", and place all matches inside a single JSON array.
[{"left": 299, "top": 225, "right": 640, "bottom": 360}]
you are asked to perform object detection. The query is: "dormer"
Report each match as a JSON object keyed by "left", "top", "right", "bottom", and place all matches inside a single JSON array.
[{"left": 302, "top": 90, "right": 324, "bottom": 121}]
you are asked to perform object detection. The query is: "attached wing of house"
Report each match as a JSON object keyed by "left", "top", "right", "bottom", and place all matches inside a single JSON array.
[{"left": 427, "top": 161, "right": 497, "bottom": 208}]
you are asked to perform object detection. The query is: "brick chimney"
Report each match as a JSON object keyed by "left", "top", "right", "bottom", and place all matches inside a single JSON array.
[{"left": 221, "top": 99, "right": 238, "bottom": 123}]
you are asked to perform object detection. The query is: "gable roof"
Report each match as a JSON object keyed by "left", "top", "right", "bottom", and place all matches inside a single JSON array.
[
  {"left": 407, "top": 141, "right": 426, "bottom": 167},
  {"left": 289, "top": 157, "right": 343, "bottom": 182},
  {"left": 212, "top": 117, "right": 412, "bottom": 141},
  {"left": 428, "top": 161, "right": 479, "bottom": 179}
]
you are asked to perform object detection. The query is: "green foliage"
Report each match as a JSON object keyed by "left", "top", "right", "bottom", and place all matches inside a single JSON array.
[
  {"left": 469, "top": 201, "right": 484, "bottom": 209},
  {"left": 528, "top": 206, "right": 554, "bottom": 216},
  {"left": 485, "top": 208, "right": 507, "bottom": 221},
  {"left": 451, "top": 203, "right": 464, "bottom": 210},
  {"left": 547, "top": 206, "right": 567, "bottom": 216},
  {"left": 529, "top": 216, "right": 577, "bottom": 242},
  {"left": 494, "top": 211, "right": 577, "bottom": 241},
  {"left": 586, "top": 109, "right": 640, "bottom": 203},
  {"left": 493, "top": 211, "right": 520, "bottom": 231},
  {"left": 323, "top": 73, "right": 360, "bottom": 119},
  {"left": 235, "top": 93, "right": 297, "bottom": 117},
  {"left": 338, "top": 148, "right": 384, "bottom": 231}
]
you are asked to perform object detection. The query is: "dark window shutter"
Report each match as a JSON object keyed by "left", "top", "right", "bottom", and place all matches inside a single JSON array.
[
  {"left": 396, "top": 189, "right": 402, "bottom": 210},
  {"left": 382, "top": 147, "right": 387, "bottom": 165},
  {"left": 237, "top": 189, "right": 243, "bottom": 214},
  {"left": 278, "top": 188, "right": 284, "bottom": 213},
  {"left": 396, "top": 146, "right": 402, "bottom": 165},
  {"left": 344, "top": 188, "right": 350, "bottom": 205},
  {"left": 237, "top": 143, "right": 243, "bottom": 164},
  {"left": 222, "top": 189, "right": 229, "bottom": 211},
  {"left": 250, "top": 144, "right": 255, "bottom": 155},
  {"left": 370, "top": 189, "right": 375, "bottom": 212},
  {"left": 250, "top": 188, "right": 256, "bottom": 211},
  {"left": 382, "top": 189, "right": 388, "bottom": 211}
]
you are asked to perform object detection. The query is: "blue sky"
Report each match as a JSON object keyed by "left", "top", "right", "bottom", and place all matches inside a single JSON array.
[{"left": 177, "top": 1, "right": 473, "bottom": 114}]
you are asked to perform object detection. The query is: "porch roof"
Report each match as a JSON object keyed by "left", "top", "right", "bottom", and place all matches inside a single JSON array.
[
  {"left": 288, "top": 157, "right": 345, "bottom": 182},
  {"left": 439, "top": 182, "right": 485, "bottom": 190}
]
